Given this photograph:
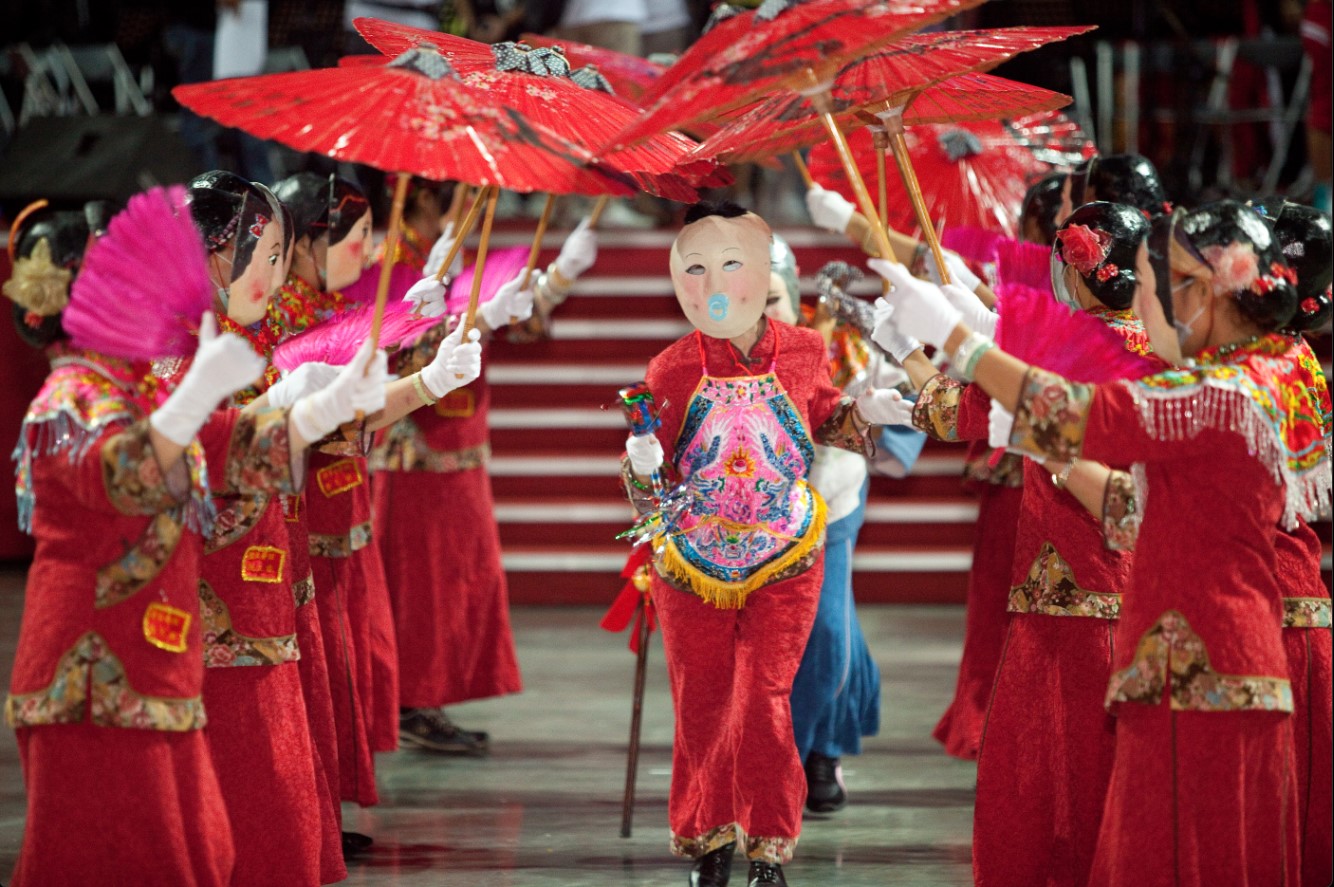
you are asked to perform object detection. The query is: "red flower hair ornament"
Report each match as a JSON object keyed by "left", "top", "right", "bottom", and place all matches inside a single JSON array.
[{"left": 1055, "top": 223, "right": 1112, "bottom": 276}]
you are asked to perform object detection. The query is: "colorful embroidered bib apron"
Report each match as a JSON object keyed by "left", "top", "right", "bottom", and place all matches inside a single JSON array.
[{"left": 657, "top": 329, "right": 826, "bottom": 608}]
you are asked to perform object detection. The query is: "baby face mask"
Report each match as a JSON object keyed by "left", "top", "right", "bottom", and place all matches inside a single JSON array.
[{"left": 670, "top": 212, "right": 773, "bottom": 340}]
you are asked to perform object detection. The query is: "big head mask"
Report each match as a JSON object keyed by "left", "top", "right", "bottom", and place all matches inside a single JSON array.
[{"left": 670, "top": 203, "right": 773, "bottom": 340}]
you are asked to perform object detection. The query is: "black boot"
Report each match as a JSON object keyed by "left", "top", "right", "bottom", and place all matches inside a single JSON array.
[
  {"left": 689, "top": 841, "right": 736, "bottom": 887},
  {"left": 341, "top": 830, "right": 373, "bottom": 859},
  {"left": 746, "top": 861, "right": 788, "bottom": 886},
  {"left": 804, "top": 752, "right": 847, "bottom": 813}
]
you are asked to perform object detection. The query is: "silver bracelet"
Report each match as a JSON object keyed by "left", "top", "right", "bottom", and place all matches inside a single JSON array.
[{"left": 951, "top": 331, "right": 996, "bottom": 381}]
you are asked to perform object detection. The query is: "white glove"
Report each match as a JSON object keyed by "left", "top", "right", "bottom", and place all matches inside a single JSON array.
[
  {"left": 554, "top": 218, "right": 598, "bottom": 280},
  {"left": 925, "top": 248, "right": 982, "bottom": 292},
  {"left": 291, "top": 339, "right": 388, "bottom": 442},
  {"left": 150, "top": 312, "right": 268, "bottom": 446},
  {"left": 856, "top": 388, "right": 914, "bottom": 426},
  {"left": 940, "top": 282, "right": 998, "bottom": 339},
  {"left": 403, "top": 275, "right": 448, "bottom": 318},
  {"left": 265, "top": 362, "right": 341, "bottom": 408},
  {"left": 420, "top": 323, "right": 483, "bottom": 398},
  {"left": 869, "top": 259, "right": 963, "bottom": 349},
  {"left": 869, "top": 297, "right": 924, "bottom": 363},
  {"left": 626, "top": 433, "right": 664, "bottom": 475},
  {"left": 806, "top": 184, "right": 855, "bottom": 233},
  {"left": 987, "top": 399, "right": 1015, "bottom": 450},
  {"left": 479, "top": 271, "right": 535, "bottom": 329},
  {"left": 423, "top": 221, "right": 464, "bottom": 279}
]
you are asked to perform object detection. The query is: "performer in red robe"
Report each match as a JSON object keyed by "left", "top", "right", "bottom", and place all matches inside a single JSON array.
[
  {"left": 375, "top": 216, "right": 594, "bottom": 753},
  {"left": 970, "top": 203, "right": 1160, "bottom": 887},
  {"left": 2, "top": 188, "right": 276, "bottom": 886},
  {"left": 873, "top": 200, "right": 1328, "bottom": 887},
  {"left": 623, "top": 202, "right": 909, "bottom": 887},
  {"left": 182, "top": 171, "right": 390, "bottom": 886},
  {"left": 1260, "top": 199, "right": 1332, "bottom": 887}
]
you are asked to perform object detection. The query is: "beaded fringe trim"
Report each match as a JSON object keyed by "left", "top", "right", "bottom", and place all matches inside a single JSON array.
[{"left": 1124, "top": 378, "right": 1332, "bottom": 529}]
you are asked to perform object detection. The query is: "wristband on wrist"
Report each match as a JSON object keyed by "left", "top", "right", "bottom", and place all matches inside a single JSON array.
[
  {"left": 951, "top": 330, "right": 996, "bottom": 381},
  {"left": 546, "top": 262, "right": 575, "bottom": 293},
  {"left": 411, "top": 372, "right": 438, "bottom": 407},
  {"left": 1052, "top": 459, "right": 1076, "bottom": 489}
]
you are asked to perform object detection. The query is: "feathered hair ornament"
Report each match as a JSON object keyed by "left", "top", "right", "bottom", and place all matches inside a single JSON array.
[{"left": 61, "top": 186, "right": 214, "bottom": 360}]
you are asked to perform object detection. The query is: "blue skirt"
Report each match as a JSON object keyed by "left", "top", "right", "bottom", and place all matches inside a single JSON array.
[{"left": 790, "top": 480, "right": 881, "bottom": 760}]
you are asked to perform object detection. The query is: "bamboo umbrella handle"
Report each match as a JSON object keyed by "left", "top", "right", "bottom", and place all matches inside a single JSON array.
[
  {"left": 804, "top": 74, "right": 898, "bottom": 264},
  {"left": 521, "top": 193, "right": 557, "bottom": 290},
  {"left": 791, "top": 151, "right": 815, "bottom": 189},
  {"left": 588, "top": 195, "right": 612, "bottom": 228},
  {"left": 444, "top": 182, "right": 467, "bottom": 230},
  {"left": 462, "top": 187, "right": 501, "bottom": 339},
  {"left": 369, "top": 172, "right": 411, "bottom": 353},
  {"left": 873, "top": 130, "right": 890, "bottom": 293},
  {"left": 886, "top": 125, "right": 952, "bottom": 286},
  {"left": 433, "top": 186, "right": 490, "bottom": 284}
]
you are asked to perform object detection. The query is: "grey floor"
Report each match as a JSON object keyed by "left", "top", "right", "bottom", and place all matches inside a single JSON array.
[{"left": 0, "top": 567, "right": 977, "bottom": 886}]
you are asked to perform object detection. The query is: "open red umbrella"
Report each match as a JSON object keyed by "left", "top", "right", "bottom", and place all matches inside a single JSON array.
[
  {"left": 679, "top": 25, "right": 1090, "bottom": 280},
  {"left": 617, "top": 0, "right": 980, "bottom": 146},
  {"left": 689, "top": 72, "right": 1073, "bottom": 162},
  {"left": 608, "top": 0, "right": 983, "bottom": 264},
  {"left": 807, "top": 117, "right": 1076, "bottom": 239},
  {"left": 175, "top": 46, "right": 634, "bottom": 341}
]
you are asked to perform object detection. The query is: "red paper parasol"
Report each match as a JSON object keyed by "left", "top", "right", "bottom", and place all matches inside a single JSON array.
[
  {"left": 174, "top": 49, "right": 631, "bottom": 196},
  {"left": 176, "top": 46, "right": 634, "bottom": 343},
  {"left": 806, "top": 118, "right": 1069, "bottom": 239},
  {"left": 689, "top": 72, "right": 1073, "bottom": 163},
  {"left": 519, "top": 31, "right": 666, "bottom": 102},
  {"left": 614, "top": 0, "right": 981, "bottom": 148}
]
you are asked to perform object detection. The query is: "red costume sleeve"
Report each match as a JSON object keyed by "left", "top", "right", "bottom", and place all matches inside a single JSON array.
[{"left": 196, "top": 406, "right": 305, "bottom": 498}]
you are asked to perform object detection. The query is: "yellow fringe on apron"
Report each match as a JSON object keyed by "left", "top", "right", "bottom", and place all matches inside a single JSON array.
[{"left": 655, "top": 488, "right": 827, "bottom": 609}]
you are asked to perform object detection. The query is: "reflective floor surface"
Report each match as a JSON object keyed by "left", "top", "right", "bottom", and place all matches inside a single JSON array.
[{"left": 0, "top": 568, "right": 976, "bottom": 885}]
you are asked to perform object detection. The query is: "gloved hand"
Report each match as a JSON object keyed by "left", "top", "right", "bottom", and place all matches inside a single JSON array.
[
  {"left": 291, "top": 339, "right": 388, "bottom": 442},
  {"left": 856, "top": 388, "right": 914, "bottom": 426},
  {"left": 402, "top": 275, "right": 448, "bottom": 318},
  {"left": 554, "top": 218, "right": 598, "bottom": 281},
  {"left": 869, "top": 259, "right": 963, "bottom": 349},
  {"left": 479, "top": 271, "right": 535, "bottom": 329},
  {"left": 423, "top": 221, "right": 464, "bottom": 279},
  {"left": 940, "top": 282, "right": 998, "bottom": 339},
  {"left": 150, "top": 312, "right": 267, "bottom": 445},
  {"left": 924, "top": 247, "right": 982, "bottom": 292},
  {"left": 420, "top": 323, "right": 483, "bottom": 398},
  {"left": 987, "top": 399, "right": 1015, "bottom": 450},
  {"left": 869, "top": 297, "right": 924, "bottom": 363},
  {"left": 806, "top": 184, "right": 855, "bottom": 233},
  {"left": 265, "top": 362, "right": 341, "bottom": 409},
  {"left": 626, "top": 433, "right": 664, "bottom": 476}
]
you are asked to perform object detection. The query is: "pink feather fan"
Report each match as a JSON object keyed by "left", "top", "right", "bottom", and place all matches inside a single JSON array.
[
  {"left": 443, "top": 245, "right": 529, "bottom": 316},
  {"left": 995, "top": 281, "right": 1160, "bottom": 384},
  {"left": 943, "top": 226, "right": 1005, "bottom": 266},
  {"left": 63, "top": 185, "right": 213, "bottom": 360},
  {"left": 994, "top": 237, "right": 1053, "bottom": 293},
  {"left": 272, "top": 300, "right": 444, "bottom": 371}
]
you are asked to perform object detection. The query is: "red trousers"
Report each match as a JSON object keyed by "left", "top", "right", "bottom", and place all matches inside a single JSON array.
[
  {"left": 1285, "top": 626, "right": 1332, "bottom": 887},
  {"left": 974, "top": 615, "right": 1116, "bottom": 887},
  {"left": 933, "top": 484, "right": 1022, "bottom": 760},
  {"left": 13, "top": 724, "right": 234, "bottom": 886},
  {"left": 652, "top": 559, "right": 822, "bottom": 865},
  {"left": 1088, "top": 704, "right": 1299, "bottom": 887}
]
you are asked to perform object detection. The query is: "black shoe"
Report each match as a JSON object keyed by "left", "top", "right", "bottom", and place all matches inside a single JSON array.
[
  {"left": 804, "top": 752, "right": 847, "bottom": 813},
  {"left": 398, "top": 708, "right": 489, "bottom": 755},
  {"left": 689, "top": 841, "right": 736, "bottom": 887},
  {"left": 747, "top": 861, "right": 788, "bottom": 886},
  {"left": 342, "top": 831, "right": 372, "bottom": 859}
]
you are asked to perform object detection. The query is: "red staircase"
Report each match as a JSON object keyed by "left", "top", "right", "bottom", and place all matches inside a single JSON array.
[{"left": 485, "top": 226, "right": 978, "bottom": 606}]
